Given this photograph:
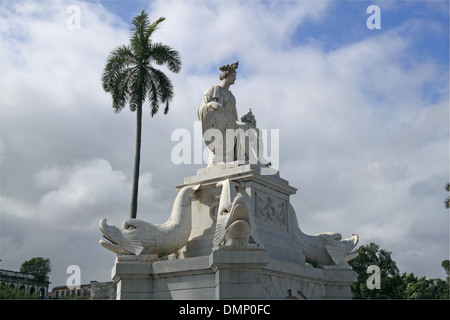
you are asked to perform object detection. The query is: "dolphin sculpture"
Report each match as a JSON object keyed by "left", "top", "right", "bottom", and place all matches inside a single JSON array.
[
  {"left": 213, "top": 179, "right": 259, "bottom": 248},
  {"left": 99, "top": 184, "right": 200, "bottom": 256},
  {"left": 289, "top": 203, "right": 359, "bottom": 269}
]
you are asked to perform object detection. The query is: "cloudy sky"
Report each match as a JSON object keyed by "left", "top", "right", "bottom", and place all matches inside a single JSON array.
[{"left": 1, "top": 0, "right": 448, "bottom": 290}]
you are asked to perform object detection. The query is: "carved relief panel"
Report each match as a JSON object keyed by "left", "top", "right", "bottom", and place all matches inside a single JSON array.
[{"left": 253, "top": 190, "right": 289, "bottom": 232}]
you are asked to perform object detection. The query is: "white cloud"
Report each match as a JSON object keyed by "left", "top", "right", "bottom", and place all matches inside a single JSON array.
[
  {"left": 0, "top": 196, "right": 37, "bottom": 220},
  {"left": 146, "top": 0, "right": 330, "bottom": 72},
  {"left": 36, "top": 159, "right": 127, "bottom": 227},
  {"left": 33, "top": 158, "right": 168, "bottom": 230}
]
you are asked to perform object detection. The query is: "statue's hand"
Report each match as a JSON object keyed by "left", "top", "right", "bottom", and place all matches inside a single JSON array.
[{"left": 207, "top": 101, "right": 223, "bottom": 112}]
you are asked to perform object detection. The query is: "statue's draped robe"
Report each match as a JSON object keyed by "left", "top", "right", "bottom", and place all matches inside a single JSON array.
[{"left": 198, "top": 85, "right": 238, "bottom": 121}]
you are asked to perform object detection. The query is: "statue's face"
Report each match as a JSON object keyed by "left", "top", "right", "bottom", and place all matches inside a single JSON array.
[{"left": 227, "top": 72, "right": 236, "bottom": 85}]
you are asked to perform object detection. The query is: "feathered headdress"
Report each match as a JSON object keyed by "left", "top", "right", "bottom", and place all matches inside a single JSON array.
[
  {"left": 219, "top": 61, "right": 239, "bottom": 73},
  {"left": 219, "top": 61, "right": 239, "bottom": 80}
]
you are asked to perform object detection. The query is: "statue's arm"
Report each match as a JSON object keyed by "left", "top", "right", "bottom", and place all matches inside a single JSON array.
[{"left": 198, "top": 86, "right": 223, "bottom": 121}]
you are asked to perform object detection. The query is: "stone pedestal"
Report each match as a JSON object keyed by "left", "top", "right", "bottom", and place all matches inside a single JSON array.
[
  {"left": 210, "top": 247, "right": 270, "bottom": 299},
  {"left": 112, "top": 255, "right": 155, "bottom": 300},
  {"left": 178, "top": 163, "right": 305, "bottom": 265},
  {"left": 112, "top": 247, "right": 356, "bottom": 299},
  {"left": 111, "top": 163, "right": 358, "bottom": 299}
]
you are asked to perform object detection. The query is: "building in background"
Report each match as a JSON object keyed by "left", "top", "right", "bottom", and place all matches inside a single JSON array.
[
  {"left": 48, "top": 281, "right": 116, "bottom": 299},
  {"left": 0, "top": 269, "right": 50, "bottom": 298}
]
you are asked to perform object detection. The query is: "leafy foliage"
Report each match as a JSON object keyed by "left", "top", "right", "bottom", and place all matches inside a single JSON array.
[
  {"left": 402, "top": 274, "right": 448, "bottom": 299},
  {"left": 19, "top": 257, "right": 51, "bottom": 282},
  {"left": 102, "top": 10, "right": 181, "bottom": 116},
  {"left": 349, "top": 243, "right": 404, "bottom": 299},
  {"left": 349, "top": 243, "right": 449, "bottom": 299}
]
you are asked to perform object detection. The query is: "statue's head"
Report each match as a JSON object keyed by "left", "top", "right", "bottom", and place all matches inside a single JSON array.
[{"left": 219, "top": 61, "right": 239, "bottom": 81}]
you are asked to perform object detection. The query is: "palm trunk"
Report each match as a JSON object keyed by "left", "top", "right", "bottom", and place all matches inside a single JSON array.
[{"left": 130, "top": 102, "right": 142, "bottom": 219}]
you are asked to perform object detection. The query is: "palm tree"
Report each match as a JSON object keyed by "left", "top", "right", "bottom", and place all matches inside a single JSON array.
[{"left": 102, "top": 10, "right": 181, "bottom": 219}]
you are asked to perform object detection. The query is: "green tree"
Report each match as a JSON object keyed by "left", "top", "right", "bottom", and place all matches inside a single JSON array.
[
  {"left": 19, "top": 257, "right": 52, "bottom": 282},
  {"left": 102, "top": 10, "right": 181, "bottom": 219},
  {"left": 399, "top": 260, "right": 449, "bottom": 299},
  {"left": 349, "top": 244, "right": 449, "bottom": 299},
  {"left": 410, "top": 260, "right": 449, "bottom": 299},
  {"left": 349, "top": 243, "right": 404, "bottom": 299},
  {"left": 403, "top": 274, "right": 449, "bottom": 299},
  {"left": 439, "top": 259, "right": 449, "bottom": 299}
]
